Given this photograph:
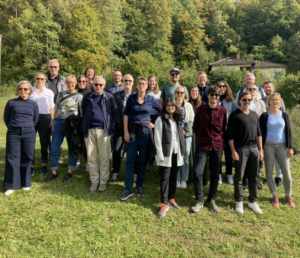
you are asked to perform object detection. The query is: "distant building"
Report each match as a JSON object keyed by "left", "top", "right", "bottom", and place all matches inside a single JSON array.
[{"left": 208, "top": 53, "right": 286, "bottom": 77}]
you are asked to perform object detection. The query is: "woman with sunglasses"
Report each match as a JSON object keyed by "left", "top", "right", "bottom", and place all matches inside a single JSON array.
[
  {"left": 84, "top": 67, "right": 96, "bottom": 89},
  {"left": 155, "top": 98, "right": 185, "bottom": 216},
  {"left": 76, "top": 75, "right": 91, "bottom": 95},
  {"left": 260, "top": 93, "right": 295, "bottom": 208},
  {"left": 29, "top": 72, "right": 55, "bottom": 176},
  {"left": 216, "top": 81, "right": 238, "bottom": 184},
  {"left": 44, "top": 75, "right": 83, "bottom": 183},
  {"left": 3, "top": 81, "right": 39, "bottom": 196},
  {"left": 175, "top": 86, "right": 194, "bottom": 189}
]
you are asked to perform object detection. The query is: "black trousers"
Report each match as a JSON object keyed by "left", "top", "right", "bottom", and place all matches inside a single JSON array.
[
  {"left": 4, "top": 127, "right": 36, "bottom": 190},
  {"left": 234, "top": 147, "right": 259, "bottom": 203},
  {"left": 194, "top": 147, "right": 222, "bottom": 202},
  {"left": 219, "top": 131, "right": 233, "bottom": 175},
  {"left": 159, "top": 153, "right": 179, "bottom": 204},
  {"left": 32, "top": 114, "right": 51, "bottom": 165}
]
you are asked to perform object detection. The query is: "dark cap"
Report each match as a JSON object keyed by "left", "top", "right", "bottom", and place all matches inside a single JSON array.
[{"left": 170, "top": 67, "right": 180, "bottom": 74}]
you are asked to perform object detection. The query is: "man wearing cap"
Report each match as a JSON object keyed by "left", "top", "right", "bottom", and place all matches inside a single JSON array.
[{"left": 159, "top": 67, "right": 189, "bottom": 105}]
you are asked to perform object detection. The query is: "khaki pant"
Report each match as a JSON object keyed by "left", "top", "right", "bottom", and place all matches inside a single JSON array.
[{"left": 85, "top": 129, "right": 111, "bottom": 184}]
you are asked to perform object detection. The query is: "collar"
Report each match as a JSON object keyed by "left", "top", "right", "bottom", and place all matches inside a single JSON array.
[
  {"left": 198, "top": 84, "right": 208, "bottom": 89},
  {"left": 204, "top": 103, "right": 220, "bottom": 110}
]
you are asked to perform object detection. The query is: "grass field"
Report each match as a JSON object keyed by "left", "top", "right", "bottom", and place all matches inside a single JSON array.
[{"left": 0, "top": 97, "right": 300, "bottom": 257}]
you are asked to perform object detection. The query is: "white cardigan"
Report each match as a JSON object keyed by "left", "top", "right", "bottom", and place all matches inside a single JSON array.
[{"left": 154, "top": 116, "right": 184, "bottom": 167}]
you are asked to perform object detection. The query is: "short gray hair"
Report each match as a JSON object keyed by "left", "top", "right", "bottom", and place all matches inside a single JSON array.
[
  {"left": 123, "top": 74, "right": 134, "bottom": 82},
  {"left": 65, "top": 75, "right": 77, "bottom": 85},
  {"left": 15, "top": 80, "right": 33, "bottom": 95},
  {"left": 48, "top": 59, "right": 60, "bottom": 67},
  {"left": 93, "top": 76, "right": 106, "bottom": 84},
  {"left": 244, "top": 72, "right": 255, "bottom": 80}
]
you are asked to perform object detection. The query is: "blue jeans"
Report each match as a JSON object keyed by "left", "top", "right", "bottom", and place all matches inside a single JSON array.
[
  {"left": 50, "top": 119, "right": 77, "bottom": 170},
  {"left": 177, "top": 136, "right": 192, "bottom": 181},
  {"left": 124, "top": 129, "right": 150, "bottom": 191},
  {"left": 3, "top": 127, "right": 36, "bottom": 190}
]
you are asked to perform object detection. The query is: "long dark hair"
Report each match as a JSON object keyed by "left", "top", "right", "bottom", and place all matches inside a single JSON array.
[
  {"left": 160, "top": 98, "right": 181, "bottom": 122},
  {"left": 216, "top": 81, "right": 234, "bottom": 102}
]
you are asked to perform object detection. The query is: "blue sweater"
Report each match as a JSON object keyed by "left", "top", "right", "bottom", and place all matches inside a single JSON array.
[
  {"left": 4, "top": 97, "right": 39, "bottom": 128},
  {"left": 89, "top": 94, "right": 104, "bottom": 129}
]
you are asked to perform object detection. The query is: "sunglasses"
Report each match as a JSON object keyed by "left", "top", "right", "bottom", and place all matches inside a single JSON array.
[
  {"left": 242, "top": 98, "right": 252, "bottom": 102},
  {"left": 209, "top": 93, "right": 220, "bottom": 97},
  {"left": 176, "top": 91, "right": 185, "bottom": 94},
  {"left": 78, "top": 80, "right": 86, "bottom": 83},
  {"left": 171, "top": 73, "right": 179, "bottom": 77},
  {"left": 94, "top": 83, "right": 104, "bottom": 87},
  {"left": 124, "top": 80, "right": 133, "bottom": 82},
  {"left": 49, "top": 66, "right": 58, "bottom": 69},
  {"left": 248, "top": 88, "right": 257, "bottom": 91},
  {"left": 218, "top": 85, "right": 226, "bottom": 88},
  {"left": 35, "top": 78, "right": 45, "bottom": 81},
  {"left": 19, "top": 88, "right": 29, "bottom": 91}
]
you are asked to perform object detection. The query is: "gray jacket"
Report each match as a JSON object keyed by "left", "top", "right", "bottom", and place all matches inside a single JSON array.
[
  {"left": 218, "top": 98, "right": 238, "bottom": 124},
  {"left": 45, "top": 74, "right": 67, "bottom": 93}
]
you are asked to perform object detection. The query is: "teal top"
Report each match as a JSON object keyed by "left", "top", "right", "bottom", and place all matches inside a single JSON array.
[{"left": 160, "top": 84, "right": 189, "bottom": 101}]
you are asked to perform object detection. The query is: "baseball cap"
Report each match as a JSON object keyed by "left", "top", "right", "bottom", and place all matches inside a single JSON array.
[{"left": 170, "top": 67, "right": 180, "bottom": 74}]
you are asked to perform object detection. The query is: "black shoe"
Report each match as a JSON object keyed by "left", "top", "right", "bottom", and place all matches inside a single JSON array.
[
  {"left": 44, "top": 173, "right": 58, "bottom": 182},
  {"left": 63, "top": 173, "right": 73, "bottom": 182},
  {"left": 120, "top": 190, "right": 133, "bottom": 201},
  {"left": 31, "top": 167, "right": 35, "bottom": 176},
  {"left": 41, "top": 165, "right": 48, "bottom": 175},
  {"left": 263, "top": 178, "right": 267, "bottom": 184},
  {"left": 275, "top": 177, "right": 282, "bottom": 187},
  {"left": 203, "top": 178, "right": 208, "bottom": 186},
  {"left": 257, "top": 181, "right": 263, "bottom": 190},
  {"left": 137, "top": 187, "right": 145, "bottom": 197}
]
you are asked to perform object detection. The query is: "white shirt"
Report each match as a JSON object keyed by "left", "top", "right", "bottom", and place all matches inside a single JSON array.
[
  {"left": 170, "top": 120, "right": 178, "bottom": 154},
  {"left": 148, "top": 90, "right": 161, "bottom": 100},
  {"left": 29, "top": 86, "right": 55, "bottom": 114},
  {"left": 249, "top": 100, "right": 258, "bottom": 114}
]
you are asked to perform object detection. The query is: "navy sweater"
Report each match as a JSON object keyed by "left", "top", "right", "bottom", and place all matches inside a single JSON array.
[{"left": 4, "top": 97, "right": 39, "bottom": 128}]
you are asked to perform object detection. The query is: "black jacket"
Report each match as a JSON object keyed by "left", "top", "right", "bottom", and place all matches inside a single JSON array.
[{"left": 259, "top": 112, "right": 293, "bottom": 149}]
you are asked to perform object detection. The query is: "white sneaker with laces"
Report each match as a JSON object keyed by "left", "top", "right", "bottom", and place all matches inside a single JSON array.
[
  {"left": 4, "top": 189, "right": 15, "bottom": 196},
  {"left": 177, "top": 181, "right": 181, "bottom": 188},
  {"left": 248, "top": 202, "right": 263, "bottom": 214},
  {"left": 227, "top": 175, "right": 234, "bottom": 185},
  {"left": 235, "top": 201, "right": 243, "bottom": 214},
  {"left": 218, "top": 174, "right": 222, "bottom": 184},
  {"left": 181, "top": 181, "right": 187, "bottom": 189}
]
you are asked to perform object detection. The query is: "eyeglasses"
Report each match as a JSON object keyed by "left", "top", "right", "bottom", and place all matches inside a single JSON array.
[
  {"left": 218, "top": 85, "right": 226, "bottom": 88},
  {"left": 242, "top": 98, "right": 252, "bottom": 102},
  {"left": 78, "top": 80, "right": 86, "bottom": 83},
  {"left": 49, "top": 66, "right": 58, "bottom": 69},
  {"left": 248, "top": 88, "right": 257, "bottom": 91},
  {"left": 18, "top": 88, "right": 29, "bottom": 91},
  {"left": 94, "top": 83, "right": 104, "bottom": 87},
  {"left": 171, "top": 73, "right": 179, "bottom": 77},
  {"left": 166, "top": 105, "right": 176, "bottom": 108},
  {"left": 209, "top": 93, "right": 220, "bottom": 97},
  {"left": 35, "top": 78, "right": 45, "bottom": 81},
  {"left": 176, "top": 91, "right": 185, "bottom": 94},
  {"left": 124, "top": 80, "right": 133, "bottom": 82}
]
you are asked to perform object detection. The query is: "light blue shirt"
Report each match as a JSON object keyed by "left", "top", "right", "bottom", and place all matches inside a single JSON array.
[{"left": 266, "top": 111, "right": 286, "bottom": 143}]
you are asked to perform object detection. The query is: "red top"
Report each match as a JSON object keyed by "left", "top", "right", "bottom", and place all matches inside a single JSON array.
[{"left": 193, "top": 104, "right": 227, "bottom": 151}]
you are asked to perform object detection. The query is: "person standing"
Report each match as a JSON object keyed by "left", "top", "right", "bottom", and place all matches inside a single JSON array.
[
  {"left": 197, "top": 71, "right": 209, "bottom": 104},
  {"left": 3, "top": 81, "right": 39, "bottom": 196},
  {"left": 29, "top": 72, "right": 54, "bottom": 176},
  {"left": 82, "top": 76, "right": 117, "bottom": 192},
  {"left": 84, "top": 67, "right": 96, "bottom": 89},
  {"left": 120, "top": 77, "right": 161, "bottom": 200},
  {"left": 191, "top": 86, "right": 227, "bottom": 213},
  {"left": 105, "top": 69, "right": 124, "bottom": 95},
  {"left": 159, "top": 68, "right": 189, "bottom": 105},
  {"left": 228, "top": 92, "right": 264, "bottom": 214},
  {"left": 76, "top": 75, "right": 92, "bottom": 96},
  {"left": 155, "top": 98, "right": 185, "bottom": 217},
  {"left": 259, "top": 93, "right": 295, "bottom": 208}
]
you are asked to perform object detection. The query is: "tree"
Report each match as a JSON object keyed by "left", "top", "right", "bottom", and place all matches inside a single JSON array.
[{"left": 284, "top": 32, "right": 300, "bottom": 73}]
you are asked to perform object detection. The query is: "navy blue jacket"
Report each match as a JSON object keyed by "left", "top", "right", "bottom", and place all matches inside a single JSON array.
[
  {"left": 81, "top": 91, "right": 117, "bottom": 137},
  {"left": 197, "top": 84, "right": 209, "bottom": 104}
]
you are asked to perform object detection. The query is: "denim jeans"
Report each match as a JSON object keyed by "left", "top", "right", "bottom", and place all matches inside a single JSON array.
[
  {"left": 50, "top": 119, "right": 77, "bottom": 170},
  {"left": 193, "top": 147, "right": 222, "bottom": 202},
  {"left": 264, "top": 143, "right": 292, "bottom": 195},
  {"left": 3, "top": 127, "right": 36, "bottom": 190},
  {"left": 124, "top": 128, "right": 150, "bottom": 191},
  {"left": 177, "top": 136, "right": 192, "bottom": 181}
]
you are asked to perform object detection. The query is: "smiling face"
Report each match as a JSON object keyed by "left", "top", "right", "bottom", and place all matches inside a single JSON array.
[
  {"left": 35, "top": 74, "right": 46, "bottom": 87},
  {"left": 123, "top": 74, "right": 134, "bottom": 93},
  {"left": 66, "top": 77, "right": 77, "bottom": 92},
  {"left": 148, "top": 78, "right": 156, "bottom": 90},
  {"left": 247, "top": 84, "right": 258, "bottom": 100},
  {"left": 77, "top": 76, "right": 87, "bottom": 89},
  {"left": 190, "top": 87, "right": 199, "bottom": 100},
  {"left": 217, "top": 83, "right": 227, "bottom": 95},
  {"left": 18, "top": 83, "right": 30, "bottom": 99},
  {"left": 263, "top": 83, "right": 274, "bottom": 96},
  {"left": 93, "top": 77, "right": 106, "bottom": 95},
  {"left": 245, "top": 75, "right": 255, "bottom": 86},
  {"left": 208, "top": 92, "right": 219, "bottom": 105},
  {"left": 48, "top": 60, "right": 60, "bottom": 77},
  {"left": 269, "top": 94, "right": 281, "bottom": 109},
  {"left": 175, "top": 87, "right": 185, "bottom": 101},
  {"left": 86, "top": 69, "right": 95, "bottom": 80},
  {"left": 170, "top": 72, "right": 180, "bottom": 84},
  {"left": 198, "top": 73, "right": 207, "bottom": 86},
  {"left": 166, "top": 101, "right": 176, "bottom": 115},
  {"left": 113, "top": 71, "right": 122, "bottom": 84},
  {"left": 239, "top": 93, "right": 252, "bottom": 109}
]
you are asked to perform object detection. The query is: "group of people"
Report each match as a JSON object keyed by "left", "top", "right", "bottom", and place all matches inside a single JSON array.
[{"left": 3, "top": 61, "right": 295, "bottom": 217}]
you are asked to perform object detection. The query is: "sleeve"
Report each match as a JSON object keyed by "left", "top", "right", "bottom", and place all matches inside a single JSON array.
[
  {"left": 185, "top": 103, "right": 194, "bottom": 137},
  {"left": 284, "top": 113, "right": 293, "bottom": 149},
  {"left": 78, "top": 94, "right": 83, "bottom": 116},
  {"left": 256, "top": 113, "right": 262, "bottom": 137},
  {"left": 227, "top": 112, "right": 235, "bottom": 141},
  {"left": 33, "top": 102, "right": 39, "bottom": 126},
  {"left": 49, "top": 90, "right": 55, "bottom": 109},
  {"left": 222, "top": 109, "right": 227, "bottom": 133},
  {"left": 123, "top": 95, "right": 132, "bottom": 116},
  {"left": 152, "top": 97, "right": 162, "bottom": 113},
  {"left": 111, "top": 96, "right": 117, "bottom": 118},
  {"left": 259, "top": 113, "right": 266, "bottom": 145},
  {"left": 154, "top": 117, "right": 164, "bottom": 161},
  {"left": 4, "top": 100, "right": 11, "bottom": 127},
  {"left": 192, "top": 106, "right": 200, "bottom": 136},
  {"left": 53, "top": 92, "right": 63, "bottom": 127},
  {"left": 231, "top": 99, "right": 238, "bottom": 112}
]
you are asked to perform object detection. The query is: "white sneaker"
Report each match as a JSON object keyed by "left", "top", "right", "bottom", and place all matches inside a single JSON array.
[
  {"left": 133, "top": 174, "right": 137, "bottom": 182},
  {"left": 181, "top": 181, "right": 187, "bottom": 189},
  {"left": 4, "top": 189, "right": 15, "bottom": 196},
  {"left": 227, "top": 175, "right": 234, "bottom": 185},
  {"left": 85, "top": 163, "right": 89, "bottom": 171},
  {"left": 248, "top": 202, "right": 263, "bottom": 214},
  {"left": 235, "top": 201, "right": 243, "bottom": 214},
  {"left": 177, "top": 181, "right": 181, "bottom": 188},
  {"left": 76, "top": 159, "right": 80, "bottom": 168},
  {"left": 218, "top": 174, "right": 222, "bottom": 184},
  {"left": 112, "top": 173, "right": 118, "bottom": 181},
  {"left": 22, "top": 187, "right": 30, "bottom": 191}
]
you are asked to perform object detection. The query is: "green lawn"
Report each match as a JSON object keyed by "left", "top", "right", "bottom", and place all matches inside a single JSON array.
[{"left": 1, "top": 97, "right": 300, "bottom": 257}]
